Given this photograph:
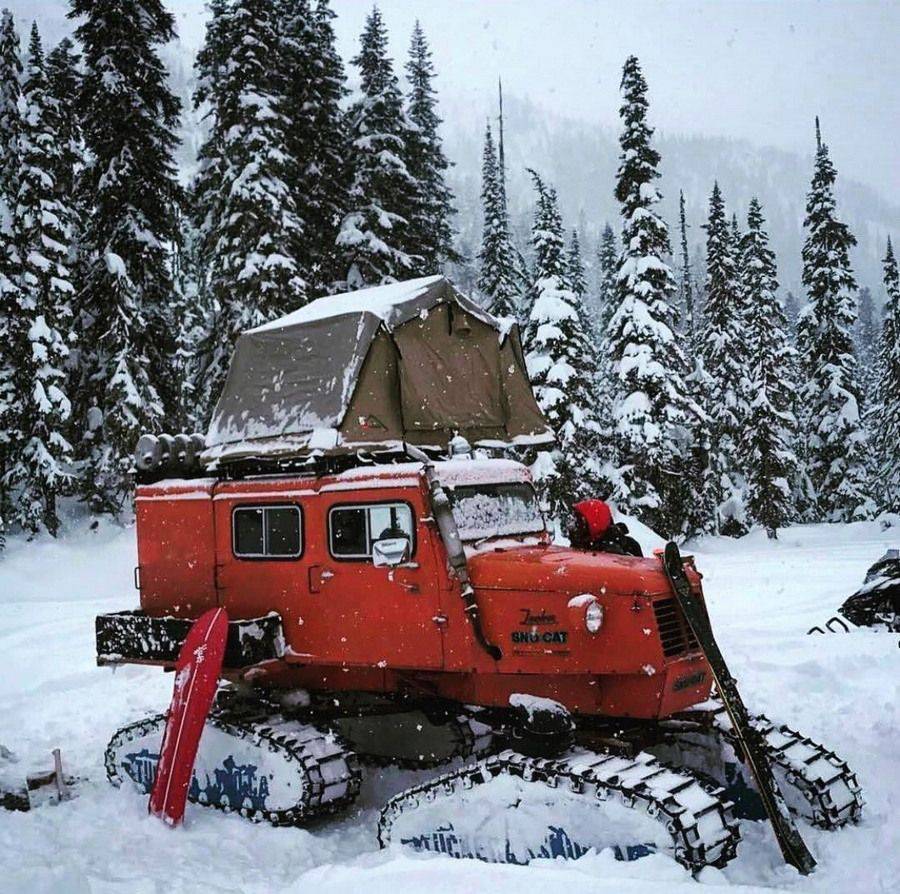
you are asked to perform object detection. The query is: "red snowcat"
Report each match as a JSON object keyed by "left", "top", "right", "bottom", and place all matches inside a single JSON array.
[{"left": 97, "top": 276, "right": 861, "bottom": 873}]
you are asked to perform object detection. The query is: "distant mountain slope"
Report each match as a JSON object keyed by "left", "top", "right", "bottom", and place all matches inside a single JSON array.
[{"left": 443, "top": 93, "right": 900, "bottom": 301}]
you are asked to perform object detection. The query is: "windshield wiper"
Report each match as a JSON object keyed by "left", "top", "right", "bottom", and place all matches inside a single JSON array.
[{"left": 472, "top": 530, "right": 500, "bottom": 549}]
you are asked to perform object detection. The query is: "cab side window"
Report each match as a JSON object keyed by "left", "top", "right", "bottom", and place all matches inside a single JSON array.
[
  {"left": 329, "top": 503, "right": 414, "bottom": 559},
  {"left": 233, "top": 505, "right": 302, "bottom": 559}
]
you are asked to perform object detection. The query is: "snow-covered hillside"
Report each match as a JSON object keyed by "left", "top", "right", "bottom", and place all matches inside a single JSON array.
[{"left": 0, "top": 517, "right": 897, "bottom": 893}]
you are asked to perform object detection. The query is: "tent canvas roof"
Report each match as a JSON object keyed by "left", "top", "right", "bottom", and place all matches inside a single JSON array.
[{"left": 204, "top": 276, "right": 550, "bottom": 463}]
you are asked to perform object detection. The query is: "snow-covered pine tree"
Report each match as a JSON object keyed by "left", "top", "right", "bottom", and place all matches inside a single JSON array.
[
  {"left": 45, "top": 37, "right": 85, "bottom": 436},
  {"left": 730, "top": 213, "right": 742, "bottom": 264},
  {"left": 170, "top": 204, "right": 210, "bottom": 431},
  {"left": 276, "top": 0, "right": 319, "bottom": 279},
  {"left": 677, "top": 190, "right": 699, "bottom": 356},
  {"left": 277, "top": 0, "right": 350, "bottom": 297},
  {"left": 4, "top": 25, "right": 77, "bottom": 536},
  {"left": 700, "top": 181, "right": 747, "bottom": 534},
  {"left": 675, "top": 191, "right": 716, "bottom": 539},
  {"left": 567, "top": 227, "right": 599, "bottom": 352},
  {"left": 856, "top": 286, "right": 877, "bottom": 362},
  {"left": 854, "top": 285, "right": 879, "bottom": 414},
  {"left": 45, "top": 38, "right": 81, "bottom": 202},
  {"left": 566, "top": 229, "right": 588, "bottom": 301},
  {"left": 796, "top": 119, "right": 872, "bottom": 521},
  {"left": 0, "top": 9, "right": 19, "bottom": 204},
  {"left": 495, "top": 77, "right": 531, "bottom": 322},
  {"left": 875, "top": 237, "right": 900, "bottom": 513},
  {"left": 682, "top": 357, "right": 719, "bottom": 539},
  {"left": 476, "top": 121, "right": 520, "bottom": 318},
  {"left": 337, "top": 7, "right": 418, "bottom": 287},
  {"left": 0, "top": 8, "right": 21, "bottom": 543},
  {"left": 783, "top": 290, "right": 800, "bottom": 341},
  {"left": 739, "top": 198, "right": 798, "bottom": 538},
  {"left": 192, "top": 0, "right": 306, "bottom": 422},
  {"left": 590, "top": 221, "right": 620, "bottom": 440},
  {"left": 70, "top": 0, "right": 185, "bottom": 513},
  {"left": 608, "top": 57, "right": 696, "bottom": 537},
  {"left": 497, "top": 78, "right": 508, "bottom": 212},
  {"left": 594, "top": 223, "right": 618, "bottom": 343},
  {"left": 308, "top": 0, "right": 351, "bottom": 293},
  {"left": 523, "top": 171, "right": 600, "bottom": 521},
  {"left": 404, "top": 21, "right": 457, "bottom": 271}
]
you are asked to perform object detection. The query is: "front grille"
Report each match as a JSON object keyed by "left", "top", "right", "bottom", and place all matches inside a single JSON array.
[{"left": 653, "top": 597, "right": 700, "bottom": 658}]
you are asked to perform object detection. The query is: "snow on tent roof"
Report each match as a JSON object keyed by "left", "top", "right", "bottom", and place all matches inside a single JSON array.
[
  {"left": 249, "top": 274, "right": 447, "bottom": 332},
  {"left": 203, "top": 275, "right": 552, "bottom": 464}
]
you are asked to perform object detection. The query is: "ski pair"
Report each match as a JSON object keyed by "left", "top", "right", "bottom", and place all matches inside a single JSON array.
[{"left": 662, "top": 541, "right": 817, "bottom": 876}]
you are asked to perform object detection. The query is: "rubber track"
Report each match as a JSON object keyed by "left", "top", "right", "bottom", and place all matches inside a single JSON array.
[
  {"left": 713, "top": 710, "right": 864, "bottom": 830},
  {"left": 105, "top": 712, "right": 362, "bottom": 826},
  {"left": 377, "top": 748, "right": 741, "bottom": 872}
]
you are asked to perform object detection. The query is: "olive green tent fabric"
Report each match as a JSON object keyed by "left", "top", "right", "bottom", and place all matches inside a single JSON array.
[
  {"left": 202, "top": 275, "right": 552, "bottom": 464},
  {"left": 396, "top": 303, "right": 507, "bottom": 443},
  {"left": 339, "top": 330, "right": 405, "bottom": 446}
]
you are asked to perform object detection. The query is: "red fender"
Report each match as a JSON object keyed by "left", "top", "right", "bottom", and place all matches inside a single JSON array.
[{"left": 149, "top": 607, "right": 228, "bottom": 826}]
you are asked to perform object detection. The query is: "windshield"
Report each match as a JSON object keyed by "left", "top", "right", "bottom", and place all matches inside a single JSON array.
[{"left": 445, "top": 482, "right": 545, "bottom": 541}]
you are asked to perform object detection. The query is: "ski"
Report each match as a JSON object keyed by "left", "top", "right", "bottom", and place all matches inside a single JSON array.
[
  {"left": 149, "top": 607, "right": 229, "bottom": 826},
  {"left": 661, "top": 541, "right": 817, "bottom": 876}
]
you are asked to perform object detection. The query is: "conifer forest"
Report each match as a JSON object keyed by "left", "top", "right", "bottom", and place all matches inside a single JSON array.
[
  {"left": 1, "top": 5, "right": 899, "bottom": 893},
  {"left": 0, "top": 2, "right": 896, "bottom": 546}
]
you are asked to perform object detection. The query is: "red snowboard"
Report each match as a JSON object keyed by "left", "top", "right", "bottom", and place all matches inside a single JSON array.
[{"left": 149, "top": 607, "right": 228, "bottom": 826}]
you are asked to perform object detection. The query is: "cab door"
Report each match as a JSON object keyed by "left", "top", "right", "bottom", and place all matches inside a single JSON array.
[
  {"left": 213, "top": 495, "right": 309, "bottom": 638},
  {"left": 304, "top": 496, "right": 444, "bottom": 669}
]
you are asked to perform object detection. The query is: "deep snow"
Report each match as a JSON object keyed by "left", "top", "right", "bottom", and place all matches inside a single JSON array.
[{"left": 0, "top": 516, "right": 898, "bottom": 893}]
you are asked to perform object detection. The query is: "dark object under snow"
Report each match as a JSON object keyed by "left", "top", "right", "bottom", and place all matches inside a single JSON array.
[
  {"left": 203, "top": 275, "right": 552, "bottom": 465},
  {"left": 808, "top": 549, "right": 900, "bottom": 635},
  {"left": 1, "top": 748, "right": 76, "bottom": 811}
]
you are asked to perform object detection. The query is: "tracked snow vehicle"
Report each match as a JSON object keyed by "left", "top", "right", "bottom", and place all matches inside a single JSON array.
[
  {"left": 809, "top": 549, "right": 900, "bottom": 635},
  {"left": 97, "top": 277, "right": 862, "bottom": 873}
]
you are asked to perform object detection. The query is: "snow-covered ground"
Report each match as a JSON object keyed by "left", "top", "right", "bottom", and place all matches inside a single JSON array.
[{"left": 0, "top": 517, "right": 897, "bottom": 893}]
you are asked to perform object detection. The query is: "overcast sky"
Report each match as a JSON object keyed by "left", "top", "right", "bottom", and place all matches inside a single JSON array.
[{"left": 18, "top": 0, "right": 900, "bottom": 204}]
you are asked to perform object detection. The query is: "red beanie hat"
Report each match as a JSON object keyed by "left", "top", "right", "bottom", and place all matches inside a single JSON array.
[{"left": 573, "top": 500, "right": 613, "bottom": 540}]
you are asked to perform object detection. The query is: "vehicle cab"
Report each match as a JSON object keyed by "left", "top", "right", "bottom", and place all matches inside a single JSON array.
[
  {"left": 133, "top": 457, "right": 544, "bottom": 672},
  {"left": 128, "top": 455, "right": 709, "bottom": 718}
]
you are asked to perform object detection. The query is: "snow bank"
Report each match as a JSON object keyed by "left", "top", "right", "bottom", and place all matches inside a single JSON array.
[{"left": 610, "top": 507, "right": 666, "bottom": 556}]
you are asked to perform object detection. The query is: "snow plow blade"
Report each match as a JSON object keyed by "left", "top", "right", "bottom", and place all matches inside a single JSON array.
[{"left": 95, "top": 610, "right": 284, "bottom": 668}]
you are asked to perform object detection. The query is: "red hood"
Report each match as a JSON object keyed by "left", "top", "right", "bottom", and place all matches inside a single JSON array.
[{"left": 468, "top": 544, "right": 688, "bottom": 597}]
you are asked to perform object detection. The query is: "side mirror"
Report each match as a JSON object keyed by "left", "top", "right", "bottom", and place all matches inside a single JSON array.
[{"left": 372, "top": 537, "right": 410, "bottom": 568}]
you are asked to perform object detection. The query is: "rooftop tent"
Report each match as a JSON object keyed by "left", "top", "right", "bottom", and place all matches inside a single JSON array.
[{"left": 203, "top": 275, "right": 553, "bottom": 464}]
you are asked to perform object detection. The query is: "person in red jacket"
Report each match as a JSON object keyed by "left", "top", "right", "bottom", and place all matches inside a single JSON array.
[{"left": 569, "top": 499, "right": 643, "bottom": 557}]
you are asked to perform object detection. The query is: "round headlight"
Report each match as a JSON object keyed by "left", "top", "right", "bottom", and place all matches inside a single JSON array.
[{"left": 585, "top": 600, "right": 604, "bottom": 634}]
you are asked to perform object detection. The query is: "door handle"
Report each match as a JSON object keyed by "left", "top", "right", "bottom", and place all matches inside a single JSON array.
[
  {"left": 389, "top": 567, "right": 420, "bottom": 593},
  {"left": 309, "top": 565, "right": 334, "bottom": 593}
]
